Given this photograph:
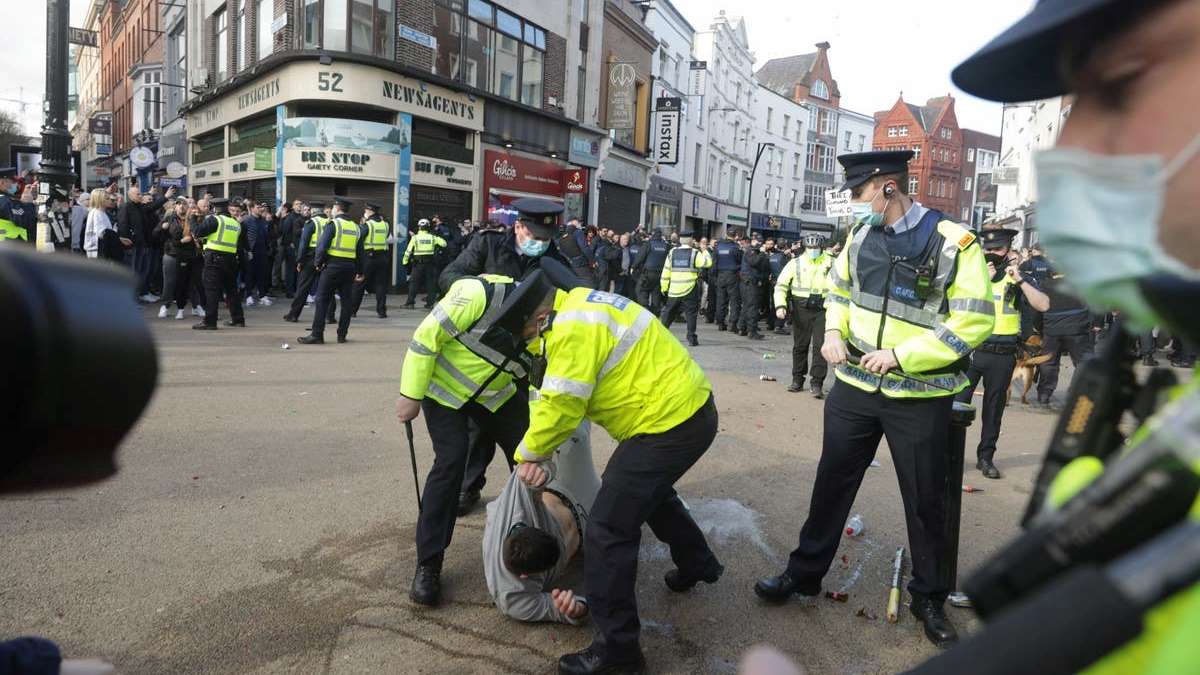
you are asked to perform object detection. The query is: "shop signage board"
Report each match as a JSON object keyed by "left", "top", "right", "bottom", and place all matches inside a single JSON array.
[
  {"left": 89, "top": 116, "right": 111, "bottom": 135},
  {"left": 654, "top": 97, "right": 681, "bottom": 165},
  {"left": 254, "top": 148, "right": 273, "bottom": 171},
  {"left": 411, "top": 155, "right": 475, "bottom": 191},
  {"left": 187, "top": 61, "right": 483, "bottom": 136},
  {"left": 485, "top": 150, "right": 566, "bottom": 196},
  {"left": 561, "top": 168, "right": 589, "bottom": 194},
  {"left": 283, "top": 148, "right": 398, "bottom": 180},
  {"left": 687, "top": 61, "right": 707, "bottom": 97},
  {"left": 606, "top": 63, "right": 637, "bottom": 130},
  {"left": 69, "top": 27, "right": 97, "bottom": 47},
  {"left": 568, "top": 129, "right": 602, "bottom": 168}
]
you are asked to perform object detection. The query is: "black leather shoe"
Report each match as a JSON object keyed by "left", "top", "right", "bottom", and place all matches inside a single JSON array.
[
  {"left": 558, "top": 646, "right": 645, "bottom": 675},
  {"left": 377, "top": 311, "right": 388, "bottom": 318},
  {"left": 337, "top": 335, "right": 348, "bottom": 344},
  {"left": 192, "top": 323, "right": 217, "bottom": 331},
  {"left": 717, "top": 324, "right": 727, "bottom": 332},
  {"left": 687, "top": 335, "right": 699, "bottom": 346},
  {"left": 457, "top": 489, "right": 481, "bottom": 516},
  {"left": 810, "top": 384, "right": 824, "bottom": 399},
  {"left": 787, "top": 380, "right": 803, "bottom": 393},
  {"left": 410, "top": 565, "right": 442, "bottom": 606},
  {"left": 225, "top": 320, "right": 245, "bottom": 327},
  {"left": 664, "top": 562, "right": 723, "bottom": 592},
  {"left": 753, "top": 571, "right": 821, "bottom": 603},
  {"left": 911, "top": 596, "right": 958, "bottom": 648},
  {"left": 283, "top": 314, "right": 298, "bottom": 323},
  {"left": 747, "top": 332, "right": 764, "bottom": 341},
  {"left": 1142, "top": 355, "right": 1159, "bottom": 367},
  {"left": 977, "top": 458, "right": 1001, "bottom": 479},
  {"left": 297, "top": 334, "right": 324, "bottom": 345}
]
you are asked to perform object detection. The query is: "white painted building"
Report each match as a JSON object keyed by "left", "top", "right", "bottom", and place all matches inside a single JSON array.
[
  {"left": 642, "top": 0, "right": 694, "bottom": 235},
  {"left": 993, "top": 97, "right": 1072, "bottom": 241},
  {"left": 681, "top": 10, "right": 756, "bottom": 239},
  {"left": 833, "top": 109, "right": 875, "bottom": 186},
  {"left": 746, "top": 84, "right": 809, "bottom": 241}
]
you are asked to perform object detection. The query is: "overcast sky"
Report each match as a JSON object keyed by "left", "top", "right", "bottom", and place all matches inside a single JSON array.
[{"left": 2, "top": 0, "right": 1028, "bottom": 138}]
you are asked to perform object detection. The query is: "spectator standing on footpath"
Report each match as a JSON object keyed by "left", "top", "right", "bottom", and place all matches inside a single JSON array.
[
  {"left": 118, "top": 186, "right": 173, "bottom": 301},
  {"left": 155, "top": 198, "right": 204, "bottom": 320}
]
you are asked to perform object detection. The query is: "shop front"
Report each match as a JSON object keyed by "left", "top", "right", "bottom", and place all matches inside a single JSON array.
[
  {"left": 596, "top": 150, "right": 648, "bottom": 232},
  {"left": 568, "top": 128, "right": 604, "bottom": 223},
  {"left": 750, "top": 212, "right": 802, "bottom": 243},
  {"left": 683, "top": 190, "right": 724, "bottom": 239},
  {"left": 646, "top": 175, "right": 682, "bottom": 235},
  {"left": 482, "top": 148, "right": 587, "bottom": 227}
]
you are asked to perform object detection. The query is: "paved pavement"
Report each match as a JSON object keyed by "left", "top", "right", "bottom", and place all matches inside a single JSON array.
[{"left": 0, "top": 294, "right": 1069, "bottom": 674}]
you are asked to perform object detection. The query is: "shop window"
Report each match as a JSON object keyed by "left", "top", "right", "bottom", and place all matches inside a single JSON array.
[
  {"left": 302, "top": 0, "right": 394, "bottom": 58},
  {"left": 521, "top": 47, "right": 543, "bottom": 107},
  {"left": 493, "top": 33, "right": 520, "bottom": 101},
  {"left": 229, "top": 114, "right": 276, "bottom": 156},
  {"left": 412, "top": 118, "right": 474, "bottom": 164},
  {"left": 303, "top": 0, "right": 319, "bottom": 49},
  {"left": 257, "top": 0, "right": 273, "bottom": 60},
  {"left": 193, "top": 129, "right": 225, "bottom": 163},
  {"left": 214, "top": 6, "right": 228, "bottom": 81},
  {"left": 435, "top": 0, "right": 546, "bottom": 108},
  {"left": 464, "top": 20, "right": 494, "bottom": 91}
]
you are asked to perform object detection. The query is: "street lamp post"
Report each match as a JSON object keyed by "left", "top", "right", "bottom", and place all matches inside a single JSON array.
[
  {"left": 39, "top": 0, "right": 75, "bottom": 206},
  {"left": 745, "top": 141, "right": 774, "bottom": 236}
]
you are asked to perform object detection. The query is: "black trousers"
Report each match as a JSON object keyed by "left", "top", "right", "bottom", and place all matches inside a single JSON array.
[
  {"left": 704, "top": 276, "right": 717, "bottom": 322},
  {"left": 417, "top": 393, "right": 529, "bottom": 566},
  {"left": 787, "top": 381, "right": 952, "bottom": 602},
  {"left": 762, "top": 281, "right": 777, "bottom": 330},
  {"left": 288, "top": 258, "right": 336, "bottom": 322},
  {"left": 659, "top": 286, "right": 700, "bottom": 341},
  {"left": 636, "top": 270, "right": 664, "bottom": 314},
  {"left": 790, "top": 301, "right": 828, "bottom": 384},
  {"left": 406, "top": 259, "right": 438, "bottom": 307},
  {"left": 1037, "top": 333, "right": 1094, "bottom": 402},
  {"left": 460, "top": 419, "right": 513, "bottom": 493},
  {"left": 738, "top": 280, "right": 762, "bottom": 335},
  {"left": 715, "top": 270, "right": 741, "bottom": 327},
  {"left": 586, "top": 395, "right": 720, "bottom": 658},
  {"left": 201, "top": 251, "right": 244, "bottom": 327},
  {"left": 955, "top": 348, "right": 1016, "bottom": 462},
  {"left": 309, "top": 261, "right": 356, "bottom": 339},
  {"left": 353, "top": 251, "right": 390, "bottom": 316}
]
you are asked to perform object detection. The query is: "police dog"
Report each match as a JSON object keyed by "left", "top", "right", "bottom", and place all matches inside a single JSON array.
[{"left": 1011, "top": 335, "right": 1054, "bottom": 405}]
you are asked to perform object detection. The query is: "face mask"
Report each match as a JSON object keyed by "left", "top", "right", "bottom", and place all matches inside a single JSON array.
[
  {"left": 808, "top": 248, "right": 822, "bottom": 259},
  {"left": 5, "top": 184, "right": 16, "bottom": 195},
  {"left": 849, "top": 187, "right": 885, "bottom": 227},
  {"left": 519, "top": 236, "right": 550, "bottom": 257},
  {"left": 1035, "top": 130, "right": 1200, "bottom": 330}
]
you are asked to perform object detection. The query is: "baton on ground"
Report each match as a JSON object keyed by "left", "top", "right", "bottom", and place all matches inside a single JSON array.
[
  {"left": 405, "top": 421, "right": 422, "bottom": 512},
  {"left": 887, "top": 547, "right": 905, "bottom": 623},
  {"left": 846, "top": 354, "right": 955, "bottom": 392}
]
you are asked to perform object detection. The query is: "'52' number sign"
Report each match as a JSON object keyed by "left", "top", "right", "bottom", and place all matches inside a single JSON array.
[{"left": 317, "top": 72, "right": 344, "bottom": 92}]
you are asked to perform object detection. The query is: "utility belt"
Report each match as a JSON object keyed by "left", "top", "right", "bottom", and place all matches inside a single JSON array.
[
  {"left": 791, "top": 293, "right": 826, "bottom": 311},
  {"left": 411, "top": 253, "right": 436, "bottom": 262},
  {"left": 367, "top": 249, "right": 388, "bottom": 257},
  {"left": 976, "top": 340, "right": 1019, "bottom": 355}
]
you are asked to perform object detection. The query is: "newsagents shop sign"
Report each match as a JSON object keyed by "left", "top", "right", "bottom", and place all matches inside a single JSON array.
[{"left": 188, "top": 61, "right": 483, "bottom": 136}]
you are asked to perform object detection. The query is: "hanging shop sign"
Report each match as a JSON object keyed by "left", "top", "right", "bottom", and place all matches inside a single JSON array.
[
  {"left": 687, "top": 61, "right": 708, "bottom": 97},
  {"left": 654, "top": 97, "right": 681, "bottom": 166},
  {"left": 561, "top": 167, "right": 589, "bottom": 194},
  {"left": 606, "top": 63, "right": 637, "bottom": 130}
]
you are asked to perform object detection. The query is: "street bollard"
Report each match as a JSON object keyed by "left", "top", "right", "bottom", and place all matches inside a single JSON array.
[{"left": 943, "top": 400, "right": 976, "bottom": 607}]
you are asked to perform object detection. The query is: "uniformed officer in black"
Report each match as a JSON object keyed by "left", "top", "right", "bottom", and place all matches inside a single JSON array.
[
  {"left": 953, "top": 228, "right": 1050, "bottom": 479},
  {"left": 625, "top": 233, "right": 645, "bottom": 300},
  {"left": 738, "top": 238, "right": 769, "bottom": 340},
  {"left": 284, "top": 201, "right": 337, "bottom": 325},
  {"left": 0, "top": 167, "right": 36, "bottom": 245},
  {"left": 298, "top": 197, "right": 365, "bottom": 345},
  {"left": 352, "top": 202, "right": 393, "bottom": 318},
  {"left": 712, "top": 231, "right": 743, "bottom": 330},
  {"left": 191, "top": 197, "right": 248, "bottom": 330},
  {"left": 765, "top": 240, "right": 789, "bottom": 333},
  {"left": 633, "top": 229, "right": 671, "bottom": 314},
  {"left": 556, "top": 218, "right": 597, "bottom": 289}
]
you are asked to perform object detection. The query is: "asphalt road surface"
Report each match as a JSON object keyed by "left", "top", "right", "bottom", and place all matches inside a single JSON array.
[{"left": 1, "top": 295, "right": 1070, "bottom": 674}]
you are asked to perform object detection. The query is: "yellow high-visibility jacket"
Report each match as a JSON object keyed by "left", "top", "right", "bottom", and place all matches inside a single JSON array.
[
  {"left": 660, "top": 245, "right": 713, "bottom": 298},
  {"left": 515, "top": 288, "right": 712, "bottom": 462},
  {"left": 774, "top": 252, "right": 832, "bottom": 309},
  {"left": 403, "top": 231, "right": 447, "bottom": 264}
]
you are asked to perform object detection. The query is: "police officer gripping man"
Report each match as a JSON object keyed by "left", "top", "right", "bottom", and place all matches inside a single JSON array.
[
  {"left": 284, "top": 201, "right": 337, "bottom": 325},
  {"left": 659, "top": 234, "right": 713, "bottom": 346},
  {"left": 191, "top": 197, "right": 250, "bottom": 330},
  {"left": 774, "top": 234, "right": 834, "bottom": 397},
  {"left": 0, "top": 167, "right": 36, "bottom": 245},
  {"left": 755, "top": 150, "right": 994, "bottom": 649},
  {"left": 712, "top": 231, "right": 743, "bottom": 330},
  {"left": 297, "top": 197, "right": 365, "bottom": 345},
  {"left": 352, "top": 202, "right": 393, "bottom": 318},
  {"left": 403, "top": 218, "right": 447, "bottom": 308},
  {"left": 954, "top": 228, "right": 1049, "bottom": 479},
  {"left": 510, "top": 258, "right": 723, "bottom": 675}
]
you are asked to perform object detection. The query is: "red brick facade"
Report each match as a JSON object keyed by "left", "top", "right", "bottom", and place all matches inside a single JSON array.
[
  {"left": 872, "top": 95, "right": 962, "bottom": 218},
  {"left": 99, "top": 0, "right": 164, "bottom": 155}
]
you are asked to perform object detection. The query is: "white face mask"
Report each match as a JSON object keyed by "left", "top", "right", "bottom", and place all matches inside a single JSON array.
[{"left": 1034, "top": 130, "right": 1200, "bottom": 330}]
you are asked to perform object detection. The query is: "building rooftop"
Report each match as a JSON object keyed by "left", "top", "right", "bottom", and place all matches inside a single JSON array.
[{"left": 754, "top": 53, "right": 817, "bottom": 98}]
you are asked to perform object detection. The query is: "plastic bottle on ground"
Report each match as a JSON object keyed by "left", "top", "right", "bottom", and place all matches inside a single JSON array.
[{"left": 844, "top": 514, "right": 865, "bottom": 537}]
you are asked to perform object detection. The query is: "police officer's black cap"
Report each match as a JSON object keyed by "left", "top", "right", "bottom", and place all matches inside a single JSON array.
[
  {"left": 0, "top": 167, "right": 16, "bottom": 179},
  {"left": 538, "top": 257, "right": 589, "bottom": 292},
  {"left": 308, "top": 200, "right": 325, "bottom": 208},
  {"left": 953, "top": 0, "right": 1146, "bottom": 103},
  {"left": 492, "top": 270, "right": 553, "bottom": 334},
  {"left": 209, "top": 197, "right": 230, "bottom": 207},
  {"left": 837, "top": 150, "right": 915, "bottom": 192},
  {"left": 333, "top": 196, "right": 353, "bottom": 209},
  {"left": 512, "top": 197, "right": 563, "bottom": 239},
  {"left": 980, "top": 228, "right": 1021, "bottom": 250},
  {"left": 364, "top": 202, "right": 381, "bottom": 211}
]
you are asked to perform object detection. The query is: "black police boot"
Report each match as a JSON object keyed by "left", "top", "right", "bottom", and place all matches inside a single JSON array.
[
  {"left": 717, "top": 323, "right": 727, "bottom": 332},
  {"left": 977, "top": 457, "right": 1002, "bottom": 479},
  {"left": 457, "top": 489, "right": 481, "bottom": 516},
  {"left": 192, "top": 323, "right": 217, "bottom": 331},
  {"left": 283, "top": 314, "right": 298, "bottom": 323},
  {"left": 225, "top": 319, "right": 245, "bottom": 327},
  {"left": 753, "top": 571, "right": 821, "bottom": 603},
  {"left": 664, "top": 561, "right": 723, "bottom": 592},
  {"left": 910, "top": 596, "right": 959, "bottom": 648},
  {"left": 297, "top": 334, "right": 324, "bottom": 345},
  {"left": 787, "top": 379, "right": 804, "bottom": 393},
  {"left": 378, "top": 311, "right": 388, "bottom": 318},
  {"left": 810, "top": 383, "right": 824, "bottom": 399},
  {"left": 558, "top": 645, "right": 646, "bottom": 675},
  {"left": 1142, "top": 354, "right": 1159, "bottom": 367},
  {"left": 409, "top": 564, "right": 442, "bottom": 606},
  {"left": 687, "top": 335, "right": 699, "bottom": 347},
  {"left": 747, "top": 332, "right": 765, "bottom": 341},
  {"left": 337, "top": 334, "right": 348, "bottom": 344}
]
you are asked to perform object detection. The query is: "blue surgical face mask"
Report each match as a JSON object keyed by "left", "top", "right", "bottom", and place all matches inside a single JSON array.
[
  {"left": 808, "top": 248, "right": 822, "bottom": 259},
  {"left": 1034, "top": 130, "right": 1200, "bottom": 331},
  {"left": 849, "top": 187, "right": 885, "bottom": 227},
  {"left": 5, "top": 183, "right": 16, "bottom": 195},
  {"left": 519, "top": 236, "right": 550, "bottom": 257}
]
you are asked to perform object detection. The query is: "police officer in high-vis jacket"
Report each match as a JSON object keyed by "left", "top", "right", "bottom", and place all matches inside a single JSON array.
[
  {"left": 298, "top": 197, "right": 365, "bottom": 345},
  {"left": 954, "top": 228, "right": 1049, "bottom": 479},
  {"left": 712, "top": 232, "right": 743, "bottom": 330},
  {"left": 403, "top": 218, "right": 447, "bottom": 308},
  {"left": 774, "top": 233, "right": 834, "bottom": 397},
  {"left": 284, "top": 200, "right": 337, "bottom": 325},
  {"left": 659, "top": 234, "right": 713, "bottom": 346},
  {"left": 755, "top": 150, "right": 994, "bottom": 649},
  {"left": 633, "top": 229, "right": 671, "bottom": 314},
  {"left": 352, "top": 202, "right": 393, "bottom": 318},
  {"left": 192, "top": 197, "right": 249, "bottom": 330},
  {"left": 0, "top": 167, "right": 36, "bottom": 245}
]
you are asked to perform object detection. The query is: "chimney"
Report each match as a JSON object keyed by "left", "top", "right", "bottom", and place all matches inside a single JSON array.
[{"left": 815, "top": 41, "right": 831, "bottom": 50}]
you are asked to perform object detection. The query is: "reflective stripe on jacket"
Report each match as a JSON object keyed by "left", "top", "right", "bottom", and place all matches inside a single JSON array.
[
  {"left": 327, "top": 218, "right": 360, "bottom": 259},
  {"left": 773, "top": 253, "right": 831, "bottom": 308},
  {"left": 403, "top": 231, "right": 447, "bottom": 264},
  {"left": 366, "top": 219, "right": 389, "bottom": 251},
  {"left": 660, "top": 246, "right": 713, "bottom": 298},
  {"left": 204, "top": 215, "right": 240, "bottom": 254}
]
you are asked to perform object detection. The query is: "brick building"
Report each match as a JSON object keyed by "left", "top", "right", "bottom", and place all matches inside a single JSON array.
[
  {"left": 97, "top": 0, "right": 166, "bottom": 181},
  {"left": 872, "top": 94, "right": 962, "bottom": 216}
]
